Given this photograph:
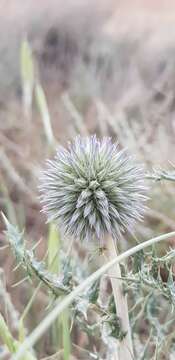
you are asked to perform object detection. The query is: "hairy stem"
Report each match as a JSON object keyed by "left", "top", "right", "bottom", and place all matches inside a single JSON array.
[
  {"left": 106, "top": 237, "right": 133, "bottom": 360},
  {"left": 6, "top": 225, "right": 175, "bottom": 360}
]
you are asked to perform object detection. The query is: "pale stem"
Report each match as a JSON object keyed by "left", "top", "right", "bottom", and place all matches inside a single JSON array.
[
  {"left": 106, "top": 236, "right": 133, "bottom": 360},
  {"left": 13, "top": 230, "right": 175, "bottom": 360}
]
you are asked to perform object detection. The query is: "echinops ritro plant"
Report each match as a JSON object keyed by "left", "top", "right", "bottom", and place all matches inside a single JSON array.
[{"left": 39, "top": 135, "right": 147, "bottom": 241}]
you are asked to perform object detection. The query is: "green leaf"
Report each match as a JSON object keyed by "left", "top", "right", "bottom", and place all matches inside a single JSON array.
[
  {"left": 21, "top": 40, "right": 34, "bottom": 86},
  {"left": 13, "top": 230, "right": 175, "bottom": 360},
  {"left": 35, "top": 83, "right": 55, "bottom": 147},
  {"left": 48, "top": 223, "right": 60, "bottom": 274},
  {"left": 0, "top": 313, "right": 17, "bottom": 353},
  {"left": 62, "top": 310, "right": 71, "bottom": 360},
  {"left": 0, "top": 313, "right": 36, "bottom": 360},
  {"left": 20, "top": 40, "right": 34, "bottom": 115}
]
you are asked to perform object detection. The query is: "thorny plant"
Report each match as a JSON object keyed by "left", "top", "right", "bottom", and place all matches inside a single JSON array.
[
  {"left": 39, "top": 135, "right": 148, "bottom": 359},
  {"left": 2, "top": 166, "right": 175, "bottom": 360},
  {"left": 1, "top": 40, "right": 175, "bottom": 360}
]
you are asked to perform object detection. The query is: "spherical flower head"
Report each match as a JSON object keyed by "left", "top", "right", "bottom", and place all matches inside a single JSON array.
[{"left": 39, "top": 135, "right": 147, "bottom": 241}]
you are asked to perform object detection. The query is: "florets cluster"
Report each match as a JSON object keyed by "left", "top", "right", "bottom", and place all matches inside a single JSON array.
[{"left": 40, "top": 135, "right": 147, "bottom": 241}]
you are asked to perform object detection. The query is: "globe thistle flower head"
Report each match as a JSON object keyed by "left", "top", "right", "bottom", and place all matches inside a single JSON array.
[{"left": 39, "top": 135, "right": 147, "bottom": 241}]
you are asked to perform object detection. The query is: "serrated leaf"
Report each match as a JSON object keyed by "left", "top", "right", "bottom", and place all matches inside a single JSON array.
[{"left": 76, "top": 298, "right": 89, "bottom": 320}]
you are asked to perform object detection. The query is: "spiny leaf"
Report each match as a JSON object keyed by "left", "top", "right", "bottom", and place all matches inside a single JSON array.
[{"left": 2, "top": 214, "right": 70, "bottom": 296}]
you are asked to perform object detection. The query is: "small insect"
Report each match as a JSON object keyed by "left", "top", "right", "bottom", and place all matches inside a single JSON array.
[
  {"left": 87, "top": 246, "right": 107, "bottom": 263},
  {"left": 98, "top": 246, "right": 107, "bottom": 256}
]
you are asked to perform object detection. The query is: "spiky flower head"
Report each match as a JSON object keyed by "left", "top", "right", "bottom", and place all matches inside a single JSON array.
[{"left": 40, "top": 135, "right": 147, "bottom": 241}]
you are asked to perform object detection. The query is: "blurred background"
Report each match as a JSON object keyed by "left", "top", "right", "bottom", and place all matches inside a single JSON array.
[{"left": 0, "top": 1, "right": 175, "bottom": 359}]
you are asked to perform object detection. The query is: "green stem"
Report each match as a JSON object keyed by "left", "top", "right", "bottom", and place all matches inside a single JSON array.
[
  {"left": 13, "top": 230, "right": 175, "bottom": 360},
  {"left": 0, "top": 313, "right": 36, "bottom": 360}
]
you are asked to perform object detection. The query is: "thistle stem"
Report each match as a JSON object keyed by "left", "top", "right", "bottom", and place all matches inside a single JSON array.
[
  {"left": 106, "top": 237, "right": 133, "bottom": 360},
  {"left": 12, "top": 230, "right": 175, "bottom": 360}
]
